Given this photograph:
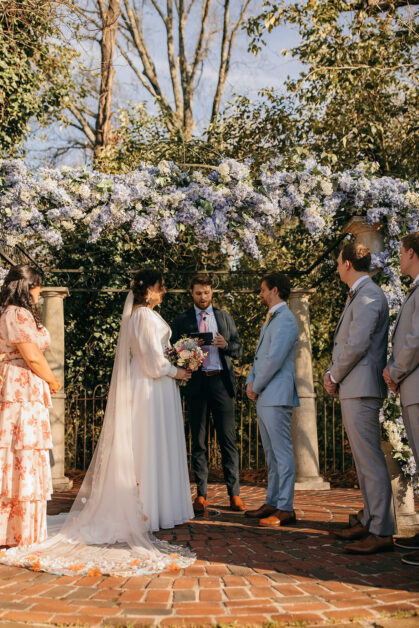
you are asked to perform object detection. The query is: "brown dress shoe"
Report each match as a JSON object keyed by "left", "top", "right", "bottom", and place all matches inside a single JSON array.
[
  {"left": 230, "top": 495, "right": 246, "bottom": 511},
  {"left": 193, "top": 495, "right": 208, "bottom": 514},
  {"left": 245, "top": 504, "right": 277, "bottom": 519},
  {"left": 331, "top": 522, "right": 369, "bottom": 540},
  {"left": 345, "top": 533, "right": 394, "bottom": 554},
  {"left": 259, "top": 509, "right": 297, "bottom": 527}
]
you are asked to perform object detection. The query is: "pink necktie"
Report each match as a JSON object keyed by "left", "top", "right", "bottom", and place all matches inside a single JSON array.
[{"left": 199, "top": 311, "right": 210, "bottom": 368}]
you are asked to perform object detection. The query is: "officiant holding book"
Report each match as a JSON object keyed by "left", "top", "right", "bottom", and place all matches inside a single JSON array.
[{"left": 171, "top": 273, "right": 245, "bottom": 514}]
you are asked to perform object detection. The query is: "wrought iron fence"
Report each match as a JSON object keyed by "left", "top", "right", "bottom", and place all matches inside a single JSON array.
[{"left": 65, "top": 375, "right": 353, "bottom": 478}]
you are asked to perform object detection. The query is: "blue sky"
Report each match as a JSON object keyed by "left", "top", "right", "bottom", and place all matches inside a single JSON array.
[{"left": 25, "top": 2, "right": 303, "bottom": 168}]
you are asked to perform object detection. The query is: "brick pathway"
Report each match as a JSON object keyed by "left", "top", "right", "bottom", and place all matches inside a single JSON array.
[{"left": 0, "top": 483, "right": 418, "bottom": 627}]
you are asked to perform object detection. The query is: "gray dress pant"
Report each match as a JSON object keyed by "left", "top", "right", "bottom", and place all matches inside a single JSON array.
[
  {"left": 340, "top": 397, "right": 396, "bottom": 536},
  {"left": 402, "top": 403, "right": 419, "bottom": 468}
]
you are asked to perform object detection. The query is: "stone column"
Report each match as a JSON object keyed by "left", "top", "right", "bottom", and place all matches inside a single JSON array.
[
  {"left": 289, "top": 289, "right": 330, "bottom": 490},
  {"left": 41, "top": 287, "right": 73, "bottom": 492},
  {"left": 343, "top": 216, "right": 384, "bottom": 255}
]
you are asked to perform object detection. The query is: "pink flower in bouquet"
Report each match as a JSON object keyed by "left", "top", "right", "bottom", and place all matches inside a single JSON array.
[{"left": 165, "top": 336, "right": 207, "bottom": 385}]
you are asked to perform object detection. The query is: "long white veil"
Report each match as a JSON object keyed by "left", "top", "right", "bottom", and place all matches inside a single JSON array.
[{"left": 1, "top": 291, "right": 194, "bottom": 575}]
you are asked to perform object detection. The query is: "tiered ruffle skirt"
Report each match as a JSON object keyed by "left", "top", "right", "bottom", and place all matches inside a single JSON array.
[{"left": 0, "top": 361, "right": 52, "bottom": 546}]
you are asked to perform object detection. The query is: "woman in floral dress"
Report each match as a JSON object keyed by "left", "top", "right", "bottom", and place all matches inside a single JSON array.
[{"left": 0, "top": 265, "right": 61, "bottom": 547}]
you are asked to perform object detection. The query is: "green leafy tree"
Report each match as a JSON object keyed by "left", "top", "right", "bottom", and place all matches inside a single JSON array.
[
  {"left": 0, "top": 0, "right": 78, "bottom": 155},
  {"left": 247, "top": 0, "right": 419, "bottom": 177}
]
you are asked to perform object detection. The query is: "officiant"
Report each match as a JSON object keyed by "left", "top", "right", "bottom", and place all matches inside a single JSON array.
[{"left": 171, "top": 273, "right": 245, "bottom": 514}]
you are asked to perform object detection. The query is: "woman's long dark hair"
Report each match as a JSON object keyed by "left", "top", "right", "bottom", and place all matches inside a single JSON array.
[{"left": 0, "top": 265, "right": 43, "bottom": 328}]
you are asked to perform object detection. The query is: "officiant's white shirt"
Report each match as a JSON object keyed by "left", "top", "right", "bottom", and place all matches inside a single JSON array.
[{"left": 194, "top": 304, "right": 223, "bottom": 371}]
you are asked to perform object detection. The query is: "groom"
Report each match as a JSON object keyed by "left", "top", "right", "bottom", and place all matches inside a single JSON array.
[
  {"left": 245, "top": 272, "right": 299, "bottom": 527},
  {"left": 171, "top": 273, "right": 245, "bottom": 513}
]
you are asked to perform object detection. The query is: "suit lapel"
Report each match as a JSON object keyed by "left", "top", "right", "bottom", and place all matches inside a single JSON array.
[
  {"left": 213, "top": 308, "right": 226, "bottom": 337},
  {"left": 255, "top": 307, "right": 282, "bottom": 354},
  {"left": 187, "top": 307, "right": 199, "bottom": 333},
  {"left": 333, "top": 279, "right": 370, "bottom": 339},
  {"left": 392, "top": 283, "right": 418, "bottom": 339}
]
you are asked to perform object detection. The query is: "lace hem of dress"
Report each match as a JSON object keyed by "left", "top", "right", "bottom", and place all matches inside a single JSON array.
[{"left": 0, "top": 534, "right": 196, "bottom": 576}]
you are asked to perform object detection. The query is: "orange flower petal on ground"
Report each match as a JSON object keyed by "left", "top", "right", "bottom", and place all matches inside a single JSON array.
[
  {"left": 87, "top": 566, "right": 102, "bottom": 577},
  {"left": 69, "top": 563, "right": 85, "bottom": 571},
  {"left": 131, "top": 559, "right": 140, "bottom": 566},
  {"left": 169, "top": 553, "right": 178, "bottom": 558},
  {"left": 167, "top": 561, "right": 180, "bottom": 571}
]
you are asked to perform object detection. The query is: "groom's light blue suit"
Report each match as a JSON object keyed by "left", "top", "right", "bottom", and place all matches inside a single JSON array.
[{"left": 246, "top": 304, "right": 299, "bottom": 511}]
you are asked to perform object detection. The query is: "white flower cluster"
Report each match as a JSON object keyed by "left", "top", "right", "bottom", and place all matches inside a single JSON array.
[
  {"left": 1, "top": 156, "right": 416, "bottom": 264},
  {"left": 0, "top": 156, "right": 417, "bottom": 482}
]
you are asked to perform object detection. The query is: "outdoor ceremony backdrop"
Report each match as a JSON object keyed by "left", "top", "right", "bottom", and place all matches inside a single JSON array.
[{"left": 0, "top": 0, "right": 418, "bottom": 484}]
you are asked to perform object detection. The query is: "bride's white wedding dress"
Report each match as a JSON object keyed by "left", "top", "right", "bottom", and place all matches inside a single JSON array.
[
  {"left": 0, "top": 292, "right": 195, "bottom": 575},
  {"left": 130, "top": 306, "right": 194, "bottom": 531}
]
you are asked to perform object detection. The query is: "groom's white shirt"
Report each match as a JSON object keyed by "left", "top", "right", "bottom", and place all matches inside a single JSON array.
[{"left": 268, "top": 301, "right": 286, "bottom": 315}]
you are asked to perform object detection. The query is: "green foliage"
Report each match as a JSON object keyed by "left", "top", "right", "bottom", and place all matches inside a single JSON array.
[
  {"left": 0, "top": 0, "right": 78, "bottom": 155},
  {"left": 247, "top": 0, "right": 419, "bottom": 177}
]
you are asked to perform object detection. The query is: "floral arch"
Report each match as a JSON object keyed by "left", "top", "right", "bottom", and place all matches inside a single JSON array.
[{"left": 0, "top": 156, "right": 418, "bottom": 483}]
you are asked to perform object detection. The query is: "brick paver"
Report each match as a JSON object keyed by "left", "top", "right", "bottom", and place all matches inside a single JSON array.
[{"left": 0, "top": 483, "right": 418, "bottom": 627}]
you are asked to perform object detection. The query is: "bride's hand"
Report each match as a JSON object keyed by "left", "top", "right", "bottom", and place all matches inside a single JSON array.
[{"left": 175, "top": 367, "right": 192, "bottom": 381}]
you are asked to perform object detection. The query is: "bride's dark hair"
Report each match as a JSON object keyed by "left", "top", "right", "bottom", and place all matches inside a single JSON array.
[
  {"left": 132, "top": 269, "right": 164, "bottom": 305},
  {"left": 0, "top": 264, "right": 43, "bottom": 328}
]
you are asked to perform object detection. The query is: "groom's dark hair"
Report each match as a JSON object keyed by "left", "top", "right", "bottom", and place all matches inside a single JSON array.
[
  {"left": 341, "top": 242, "right": 371, "bottom": 272},
  {"left": 262, "top": 272, "right": 291, "bottom": 301},
  {"left": 401, "top": 232, "right": 419, "bottom": 257}
]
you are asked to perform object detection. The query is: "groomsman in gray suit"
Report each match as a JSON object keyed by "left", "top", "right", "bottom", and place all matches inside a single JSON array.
[
  {"left": 245, "top": 272, "right": 299, "bottom": 527},
  {"left": 325, "top": 242, "right": 396, "bottom": 554},
  {"left": 383, "top": 231, "right": 419, "bottom": 566}
]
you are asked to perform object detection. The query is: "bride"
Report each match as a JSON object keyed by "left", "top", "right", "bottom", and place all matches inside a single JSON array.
[{"left": 0, "top": 269, "right": 195, "bottom": 575}]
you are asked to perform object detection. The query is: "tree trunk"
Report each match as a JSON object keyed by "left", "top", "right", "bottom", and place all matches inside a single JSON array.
[{"left": 94, "top": 0, "right": 121, "bottom": 158}]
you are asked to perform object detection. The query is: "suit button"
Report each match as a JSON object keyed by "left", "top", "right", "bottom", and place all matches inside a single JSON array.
[{"left": 255, "top": 357, "right": 258, "bottom": 360}]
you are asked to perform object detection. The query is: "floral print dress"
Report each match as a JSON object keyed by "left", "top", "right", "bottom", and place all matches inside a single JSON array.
[{"left": 0, "top": 306, "right": 53, "bottom": 546}]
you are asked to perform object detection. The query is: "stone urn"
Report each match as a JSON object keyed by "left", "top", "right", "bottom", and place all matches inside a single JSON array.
[{"left": 381, "top": 440, "right": 418, "bottom": 537}]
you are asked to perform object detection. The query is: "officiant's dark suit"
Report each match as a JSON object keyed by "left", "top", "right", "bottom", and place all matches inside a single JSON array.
[{"left": 171, "top": 273, "right": 244, "bottom": 512}]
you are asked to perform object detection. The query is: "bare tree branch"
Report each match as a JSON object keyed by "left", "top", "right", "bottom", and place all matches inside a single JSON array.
[
  {"left": 210, "top": 1, "right": 251, "bottom": 127},
  {"left": 166, "top": 0, "right": 183, "bottom": 121},
  {"left": 94, "top": 0, "right": 121, "bottom": 157},
  {"left": 122, "top": 0, "right": 177, "bottom": 129},
  {"left": 149, "top": 0, "right": 166, "bottom": 23},
  {"left": 190, "top": 0, "right": 211, "bottom": 84},
  {"left": 68, "top": 103, "right": 96, "bottom": 145},
  {"left": 116, "top": 40, "right": 160, "bottom": 100},
  {"left": 349, "top": 0, "right": 419, "bottom": 11}
]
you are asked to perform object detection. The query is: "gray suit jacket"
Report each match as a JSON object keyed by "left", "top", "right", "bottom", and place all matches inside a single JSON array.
[
  {"left": 330, "top": 277, "right": 389, "bottom": 400},
  {"left": 246, "top": 304, "right": 299, "bottom": 407},
  {"left": 388, "top": 280, "right": 419, "bottom": 407}
]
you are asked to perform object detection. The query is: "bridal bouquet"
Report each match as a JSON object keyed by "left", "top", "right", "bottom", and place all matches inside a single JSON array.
[{"left": 165, "top": 337, "right": 207, "bottom": 386}]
